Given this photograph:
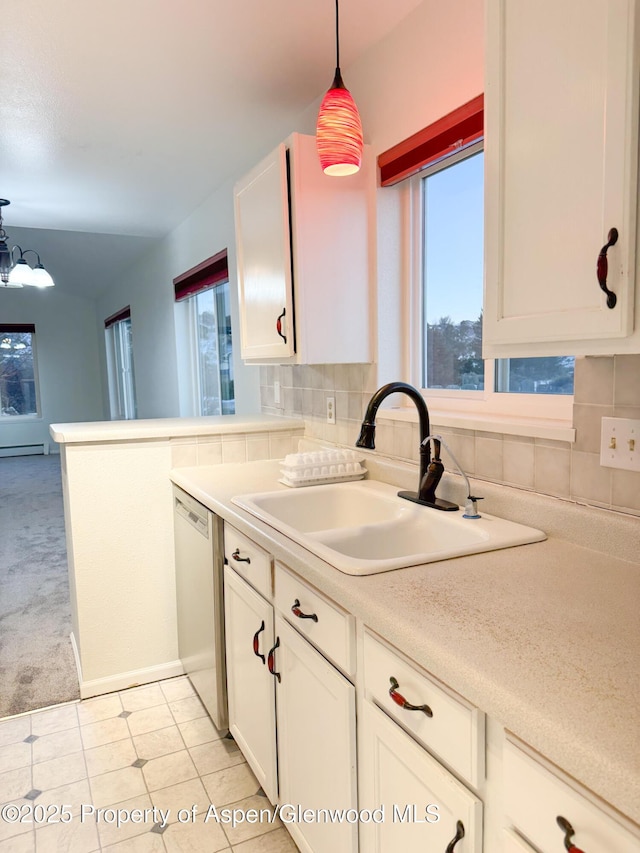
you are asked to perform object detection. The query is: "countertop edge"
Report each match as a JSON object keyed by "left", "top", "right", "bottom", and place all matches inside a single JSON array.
[{"left": 50, "top": 415, "right": 304, "bottom": 444}]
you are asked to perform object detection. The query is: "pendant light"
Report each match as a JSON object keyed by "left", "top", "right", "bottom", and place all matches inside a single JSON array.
[{"left": 316, "top": 0, "right": 363, "bottom": 176}]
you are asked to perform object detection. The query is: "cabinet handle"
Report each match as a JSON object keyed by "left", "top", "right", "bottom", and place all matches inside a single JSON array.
[
  {"left": 252, "top": 620, "right": 266, "bottom": 664},
  {"left": 388, "top": 676, "right": 433, "bottom": 717},
  {"left": 276, "top": 307, "right": 287, "bottom": 343},
  {"left": 232, "top": 548, "right": 251, "bottom": 564},
  {"left": 267, "top": 637, "right": 281, "bottom": 682},
  {"left": 556, "top": 816, "right": 586, "bottom": 853},
  {"left": 445, "top": 820, "right": 465, "bottom": 852},
  {"left": 291, "top": 599, "right": 318, "bottom": 622},
  {"left": 596, "top": 227, "right": 618, "bottom": 309}
]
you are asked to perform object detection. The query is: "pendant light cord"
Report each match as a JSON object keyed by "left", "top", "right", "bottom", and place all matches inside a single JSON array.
[{"left": 335, "top": 0, "right": 340, "bottom": 70}]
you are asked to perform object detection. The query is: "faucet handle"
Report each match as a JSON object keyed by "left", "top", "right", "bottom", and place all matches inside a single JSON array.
[{"left": 463, "top": 495, "right": 483, "bottom": 519}]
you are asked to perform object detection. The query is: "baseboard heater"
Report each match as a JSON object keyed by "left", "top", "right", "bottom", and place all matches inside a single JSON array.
[{"left": 0, "top": 442, "right": 50, "bottom": 458}]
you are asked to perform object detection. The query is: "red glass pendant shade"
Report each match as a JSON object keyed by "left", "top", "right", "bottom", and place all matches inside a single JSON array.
[
  {"left": 317, "top": 69, "right": 363, "bottom": 176},
  {"left": 316, "top": 0, "right": 364, "bottom": 176}
]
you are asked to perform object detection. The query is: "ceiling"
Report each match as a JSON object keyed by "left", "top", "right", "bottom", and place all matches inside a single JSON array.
[{"left": 1, "top": 0, "right": 422, "bottom": 298}]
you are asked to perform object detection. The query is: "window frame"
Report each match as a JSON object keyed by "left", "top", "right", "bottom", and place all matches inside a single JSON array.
[
  {"left": 181, "top": 282, "right": 234, "bottom": 417},
  {"left": 173, "top": 250, "right": 235, "bottom": 417},
  {"left": 387, "top": 126, "right": 574, "bottom": 435},
  {"left": 104, "top": 307, "right": 137, "bottom": 421},
  {"left": 0, "top": 323, "right": 41, "bottom": 420}
]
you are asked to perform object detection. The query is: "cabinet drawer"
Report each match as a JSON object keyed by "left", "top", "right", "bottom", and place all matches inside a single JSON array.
[
  {"left": 223, "top": 524, "right": 272, "bottom": 598},
  {"left": 504, "top": 739, "right": 639, "bottom": 852},
  {"left": 363, "top": 630, "right": 484, "bottom": 787},
  {"left": 274, "top": 563, "right": 355, "bottom": 677}
]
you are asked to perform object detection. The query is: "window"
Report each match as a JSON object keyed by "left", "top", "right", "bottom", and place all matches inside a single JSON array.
[
  {"left": 104, "top": 307, "right": 137, "bottom": 420},
  {"left": 379, "top": 96, "right": 574, "bottom": 425},
  {"left": 418, "top": 148, "right": 575, "bottom": 402},
  {"left": 174, "top": 250, "right": 235, "bottom": 416},
  {"left": 0, "top": 324, "right": 40, "bottom": 417}
]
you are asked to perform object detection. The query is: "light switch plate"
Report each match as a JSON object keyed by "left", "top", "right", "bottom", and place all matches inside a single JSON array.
[{"left": 600, "top": 417, "right": 640, "bottom": 471}]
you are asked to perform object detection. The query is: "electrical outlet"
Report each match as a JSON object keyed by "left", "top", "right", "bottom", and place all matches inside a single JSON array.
[
  {"left": 326, "top": 396, "right": 336, "bottom": 424},
  {"left": 600, "top": 417, "right": 640, "bottom": 471},
  {"left": 274, "top": 381, "right": 281, "bottom": 406}
]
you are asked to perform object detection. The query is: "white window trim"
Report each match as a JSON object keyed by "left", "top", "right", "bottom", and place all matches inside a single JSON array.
[
  {"left": 401, "top": 143, "right": 575, "bottom": 442},
  {"left": 184, "top": 296, "right": 202, "bottom": 416},
  {"left": 105, "top": 319, "right": 136, "bottom": 421}
]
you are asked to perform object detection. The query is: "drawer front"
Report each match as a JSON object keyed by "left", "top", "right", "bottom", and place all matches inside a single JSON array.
[
  {"left": 223, "top": 524, "right": 272, "bottom": 599},
  {"left": 274, "top": 562, "right": 355, "bottom": 677},
  {"left": 504, "top": 739, "right": 639, "bottom": 852},
  {"left": 363, "top": 630, "right": 484, "bottom": 787}
]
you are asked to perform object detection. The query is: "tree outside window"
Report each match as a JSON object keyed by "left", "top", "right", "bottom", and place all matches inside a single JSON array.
[{"left": 0, "top": 327, "right": 39, "bottom": 417}]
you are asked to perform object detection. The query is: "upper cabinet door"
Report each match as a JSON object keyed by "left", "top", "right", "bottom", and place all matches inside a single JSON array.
[
  {"left": 484, "top": 0, "right": 640, "bottom": 357},
  {"left": 234, "top": 144, "right": 295, "bottom": 360}
]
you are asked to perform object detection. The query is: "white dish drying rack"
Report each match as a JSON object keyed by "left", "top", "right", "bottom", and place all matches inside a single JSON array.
[{"left": 280, "top": 449, "right": 366, "bottom": 487}]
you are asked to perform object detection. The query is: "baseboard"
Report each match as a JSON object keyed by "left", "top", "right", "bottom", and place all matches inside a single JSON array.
[
  {"left": 79, "top": 659, "right": 185, "bottom": 699},
  {"left": 0, "top": 442, "right": 49, "bottom": 458}
]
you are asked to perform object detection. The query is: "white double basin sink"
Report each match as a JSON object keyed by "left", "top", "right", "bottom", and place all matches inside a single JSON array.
[{"left": 232, "top": 479, "right": 546, "bottom": 575}]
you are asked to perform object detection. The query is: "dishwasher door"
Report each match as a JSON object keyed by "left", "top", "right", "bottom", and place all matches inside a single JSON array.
[{"left": 173, "top": 485, "right": 227, "bottom": 731}]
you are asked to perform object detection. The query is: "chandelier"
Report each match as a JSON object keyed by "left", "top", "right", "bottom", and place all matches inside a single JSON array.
[{"left": 0, "top": 199, "right": 55, "bottom": 288}]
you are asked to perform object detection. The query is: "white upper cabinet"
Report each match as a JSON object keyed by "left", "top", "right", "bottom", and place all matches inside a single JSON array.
[
  {"left": 234, "top": 132, "right": 373, "bottom": 364},
  {"left": 234, "top": 144, "right": 295, "bottom": 361},
  {"left": 484, "top": 0, "right": 640, "bottom": 357}
]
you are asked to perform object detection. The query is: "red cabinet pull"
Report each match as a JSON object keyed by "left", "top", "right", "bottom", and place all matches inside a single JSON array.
[
  {"left": 267, "top": 637, "right": 281, "bottom": 683},
  {"left": 445, "top": 820, "right": 465, "bottom": 852},
  {"left": 557, "top": 816, "right": 586, "bottom": 853},
  {"left": 291, "top": 599, "right": 318, "bottom": 622},
  {"left": 597, "top": 227, "right": 618, "bottom": 309},
  {"left": 388, "top": 676, "right": 433, "bottom": 717},
  {"left": 276, "top": 308, "right": 287, "bottom": 343},
  {"left": 232, "top": 548, "right": 250, "bottom": 564},
  {"left": 252, "top": 620, "right": 265, "bottom": 664}
]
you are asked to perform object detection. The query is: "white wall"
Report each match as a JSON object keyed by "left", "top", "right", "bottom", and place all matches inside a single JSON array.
[
  {"left": 96, "top": 176, "right": 263, "bottom": 419},
  {"left": 354, "top": 0, "right": 484, "bottom": 384},
  {"left": 0, "top": 287, "right": 105, "bottom": 451}
]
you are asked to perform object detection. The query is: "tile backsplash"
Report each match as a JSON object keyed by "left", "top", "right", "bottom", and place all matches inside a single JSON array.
[
  {"left": 169, "top": 428, "right": 304, "bottom": 468},
  {"left": 260, "top": 355, "right": 640, "bottom": 517}
]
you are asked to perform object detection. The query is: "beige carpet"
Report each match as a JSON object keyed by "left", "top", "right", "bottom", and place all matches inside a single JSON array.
[{"left": 0, "top": 453, "right": 80, "bottom": 717}]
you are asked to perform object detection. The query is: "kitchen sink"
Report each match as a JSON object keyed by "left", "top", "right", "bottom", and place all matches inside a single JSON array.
[{"left": 231, "top": 480, "right": 546, "bottom": 575}]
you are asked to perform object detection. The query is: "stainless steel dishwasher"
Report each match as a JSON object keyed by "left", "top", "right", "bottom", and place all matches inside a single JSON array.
[{"left": 173, "top": 485, "right": 227, "bottom": 731}]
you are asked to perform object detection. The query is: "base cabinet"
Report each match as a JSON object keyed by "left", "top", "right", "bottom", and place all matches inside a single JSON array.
[
  {"left": 274, "top": 614, "right": 358, "bottom": 853},
  {"left": 359, "top": 701, "right": 483, "bottom": 852},
  {"left": 223, "top": 565, "right": 277, "bottom": 803},
  {"left": 503, "top": 739, "right": 640, "bottom": 852},
  {"left": 219, "top": 520, "right": 639, "bottom": 853},
  {"left": 223, "top": 547, "right": 358, "bottom": 853}
]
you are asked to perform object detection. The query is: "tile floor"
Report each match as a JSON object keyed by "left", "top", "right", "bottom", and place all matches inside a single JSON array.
[{"left": 0, "top": 677, "right": 299, "bottom": 852}]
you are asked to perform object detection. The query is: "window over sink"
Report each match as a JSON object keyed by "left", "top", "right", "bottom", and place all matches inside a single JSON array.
[{"left": 379, "top": 96, "right": 575, "bottom": 427}]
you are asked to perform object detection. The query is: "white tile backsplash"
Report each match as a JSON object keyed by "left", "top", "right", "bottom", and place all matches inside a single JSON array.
[{"left": 260, "top": 356, "right": 640, "bottom": 516}]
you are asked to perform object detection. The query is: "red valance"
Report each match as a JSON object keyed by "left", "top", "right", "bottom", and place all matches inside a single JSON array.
[
  {"left": 378, "top": 94, "right": 483, "bottom": 187},
  {"left": 174, "top": 249, "right": 228, "bottom": 302}
]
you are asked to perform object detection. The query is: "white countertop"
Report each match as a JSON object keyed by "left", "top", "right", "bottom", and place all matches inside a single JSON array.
[
  {"left": 50, "top": 414, "right": 303, "bottom": 444},
  {"left": 170, "top": 459, "right": 640, "bottom": 828}
]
